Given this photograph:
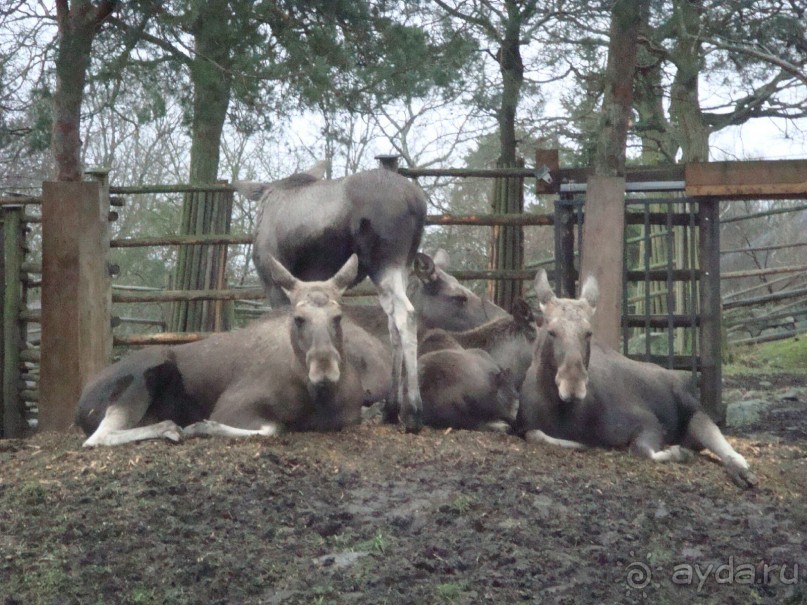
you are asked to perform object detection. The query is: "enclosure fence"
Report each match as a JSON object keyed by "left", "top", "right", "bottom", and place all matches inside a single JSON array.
[{"left": 2, "top": 158, "right": 806, "bottom": 437}]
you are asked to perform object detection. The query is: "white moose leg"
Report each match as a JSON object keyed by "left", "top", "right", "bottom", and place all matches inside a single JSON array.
[
  {"left": 83, "top": 403, "right": 182, "bottom": 448},
  {"left": 525, "top": 429, "right": 589, "bottom": 450},
  {"left": 684, "top": 411, "right": 757, "bottom": 488},
  {"left": 650, "top": 445, "right": 695, "bottom": 463},
  {"left": 377, "top": 267, "right": 422, "bottom": 432},
  {"left": 182, "top": 419, "right": 280, "bottom": 439}
]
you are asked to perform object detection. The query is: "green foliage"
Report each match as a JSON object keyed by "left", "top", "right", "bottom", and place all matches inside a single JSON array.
[
  {"left": 726, "top": 333, "right": 807, "bottom": 374},
  {"left": 435, "top": 581, "right": 470, "bottom": 603}
]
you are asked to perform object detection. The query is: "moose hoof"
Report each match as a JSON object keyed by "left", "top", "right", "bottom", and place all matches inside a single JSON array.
[
  {"left": 158, "top": 421, "right": 183, "bottom": 443},
  {"left": 182, "top": 420, "right": 213, "bottom": 438},
  {"left": 671, "top": 445, "right": 695, "bottom": 463},
  {"left": 403, "top": 408, "right": 423, "bottom": 434},
  {"left": 726, "top": 459, "right": 758, "bottom": 489},
  {"left": 381, "top": 402, "right": 400, "bottom": 425}
]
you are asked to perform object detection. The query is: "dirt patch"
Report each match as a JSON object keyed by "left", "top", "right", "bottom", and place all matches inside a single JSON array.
[{"left": 2, "top": 373, "right": 806, "bottom": 604}]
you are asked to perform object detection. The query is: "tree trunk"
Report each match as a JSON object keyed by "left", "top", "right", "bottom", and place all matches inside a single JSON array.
[
  {"left": 583, "top": 0, "right": 646, "bottom": 348},
  {"left": 490, "top": 0, "right": 525, "bottom": 310},
  {"left": 169, "top": 0, "right": 234, "bottom": 332},
  {"left": 594, "top": 0, "right": 647, "bottom": 176},
  {"left": 51, "top": 1, "right": 116, "bottom": 181},
  {"left": 496, "top": 1, "right": 524, "bottom": 166},
  {"left": 634, "top": 39, "right": 678, "bottom": 164},
  {"left": 669, "top": 0, "right": 711, "bottom": 163}
]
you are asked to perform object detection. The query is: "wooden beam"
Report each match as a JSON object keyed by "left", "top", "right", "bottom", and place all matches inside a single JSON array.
[
  {"left": 580, "top": 175, "right": 626, "bottom": 349},
  {"left": 685, "top": 160, "right": 807, "bottom": 198},
  {"left": 534, "top": 148, "right": 560, "bottom": 194},
  {"left": 39, "top": 181, "right": 112, "bottom": 432}
]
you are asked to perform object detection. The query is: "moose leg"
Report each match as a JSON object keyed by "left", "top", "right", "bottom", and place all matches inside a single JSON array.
[
  {"left": 683, "top": 411, "right": 757, "bottom": 488},
  {"left": 377, "top": 268, "right": 423, "bottom": 433},
  {"left": 524, "top": 429, "right": 589, "bottom": 450},
  {"left": 628, "top": 420, "right": 695, "bottom": 463},
  {"left": 381, "top": 312, "right": 404, "bottom": 424},
  {"left": 182, "top": 419, "right": 279, "bottom": 439},
  {"left": 83, "top": 405, "right": 182, "bottom": 448}
]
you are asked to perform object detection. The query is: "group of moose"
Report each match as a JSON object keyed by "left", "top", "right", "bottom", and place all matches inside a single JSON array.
[{"left": 77, "top": 163, "right": 756, "bottom": 488}]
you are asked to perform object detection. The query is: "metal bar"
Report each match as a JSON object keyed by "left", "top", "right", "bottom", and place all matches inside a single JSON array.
[
  {"left": 561, "top": 181, "right": 686, "bottom": 193},
  {"left": 688, "top": 200, "right": 699, "bottom": 378},
  {"left": 698, "top": 198, "right": 723, "bottom": 423},
  {"left": 623, "top": 315, "right": 700, "bottom": 328},
  {"left": 666, "top": 202, "right": 675, "bottom": 366},
  {"left": 622, "top": 201, "right": 630, "bottom": 356},
  {"left": 644, "top": 205, "right": 651, "bottom": 359},
  {"left": 625, "top": 269, "right": 702, "bottom": 282}
]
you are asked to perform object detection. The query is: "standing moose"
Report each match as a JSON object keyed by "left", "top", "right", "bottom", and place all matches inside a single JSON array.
[{"left": 235, "top": 161, "right": 428, "bottom": 432}]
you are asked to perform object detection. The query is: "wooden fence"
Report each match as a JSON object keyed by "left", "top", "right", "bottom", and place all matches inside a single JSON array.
[{"left": 2, "top": 158, "right": 806, "bottom": 437}]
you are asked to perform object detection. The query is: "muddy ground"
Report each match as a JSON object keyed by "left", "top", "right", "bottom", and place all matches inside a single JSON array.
[{"left": 1, "top": 372, "right": 806, "bottom": 605}]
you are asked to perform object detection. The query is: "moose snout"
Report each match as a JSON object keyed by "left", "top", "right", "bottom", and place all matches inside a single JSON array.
[
  {"left": 555, "top": 359, "right": 588, "bottom": 403},
  {"left": 306, "top": 348, "right": 342, "bottom": 386}
]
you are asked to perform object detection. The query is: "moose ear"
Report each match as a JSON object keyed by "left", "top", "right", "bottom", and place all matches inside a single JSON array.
[
  {"left": 330, "top": 254, "right": 359, "bottom": 294},
  {"left": 579, "top": 275, "right": 598, "bottom": 309},
  {"left": 414, "top": 252, "right": 436, "bottom": 282},
  {"left": 533, "top": 269, "right": 555, "bottom": 311},
  {"left": 511, "top": 298, "right": 535, "bottom": 325},
  {"left": 232, "top": 180, "right": 270, "bottom": 201},
  {"left": 304, "top": 159, "right": 329, "bottom": 180},
  {"left": 432, "top": 248, "right": 451, "bottom": 271},
  {"left": 267, "top": 255, "right": 298, "bottom": 297}
]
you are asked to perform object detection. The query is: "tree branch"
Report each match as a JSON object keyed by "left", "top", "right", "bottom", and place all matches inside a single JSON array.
[
  {"left": 703, "top": 37, "right": 807, "bottom": 87},
  {"left": 106, "top": 15, "right": 193, "bottom": 66}
]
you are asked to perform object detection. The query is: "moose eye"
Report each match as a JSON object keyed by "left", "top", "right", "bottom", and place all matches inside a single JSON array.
[
  {"left": 294, "top": 316, "right": 305, "bottom": 328},
  {"left": 585, "top": 330, "right": 593, "bottom": 339},
  {"left": 332, "top": 315, "right": 342, "bottom": 326},
  {"left": 548, "top": 329, "right": 558, "bottom": 338},
  {"left": 451, "top": 295, "right": 467, "bottom": 306}
]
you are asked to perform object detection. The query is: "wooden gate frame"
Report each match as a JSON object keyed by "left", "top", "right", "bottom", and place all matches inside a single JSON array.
[{"left": 28, "top": 159, "right": 807, "bottom": 433}]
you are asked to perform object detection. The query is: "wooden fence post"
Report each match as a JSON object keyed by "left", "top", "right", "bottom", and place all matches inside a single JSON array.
[
  {"left": 698, "top": 197, "right": 723, "bottom": 423},
  {"left": 580, "top": 175, "right": 626, "bottom": 349},
  {"left": 1, "top": 206, "right": 25, "bottom": 438},
  {"left": 490, "top": 159, "right": 525, "bottom": 311},
  {"left": 39, "top": 180, "right": 111, "bottom": 432}
]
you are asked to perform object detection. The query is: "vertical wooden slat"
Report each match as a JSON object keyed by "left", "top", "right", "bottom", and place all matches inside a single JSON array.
[
  {"left": 491, "top": 159, "right": 525, "bottom": 311},
  {"left": 2, "top": 207, "right": 24, "bottom": 437},
  {"left": 698, "top": 197, "right": 723, "bottom": 423}
]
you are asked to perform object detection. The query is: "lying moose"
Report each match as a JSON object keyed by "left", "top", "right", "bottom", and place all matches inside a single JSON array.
[
  {"left": 517, "top": 270, "right": 757, "bottom": 488},
  {"left": 77, "top": 255, "right": 372, "bottom": 447}
]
